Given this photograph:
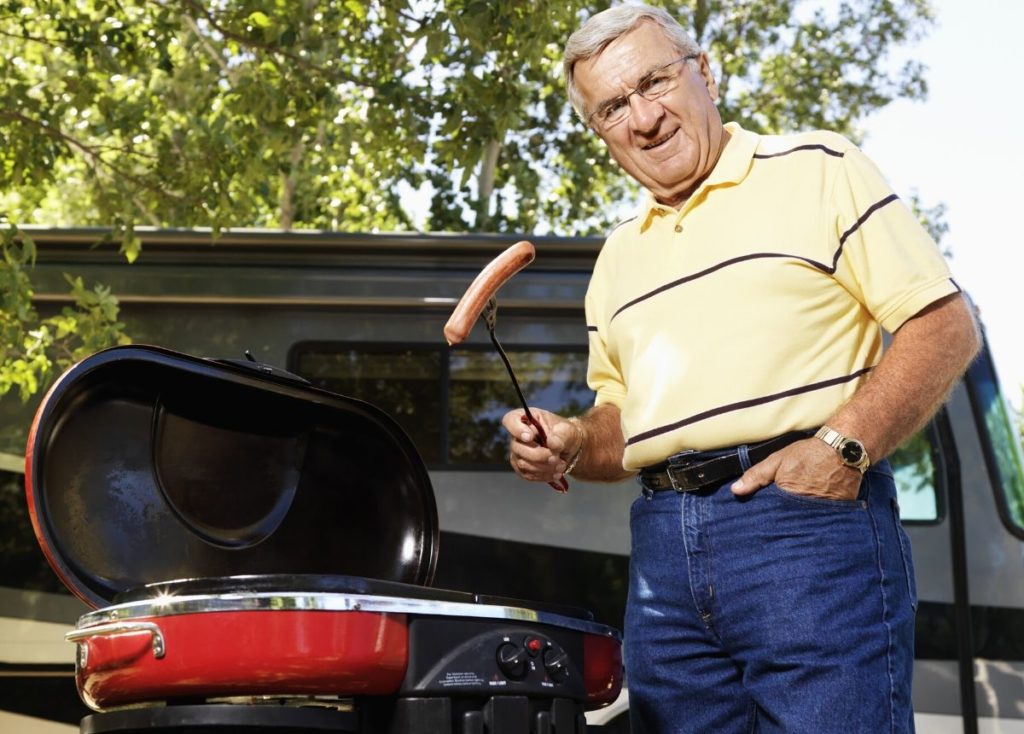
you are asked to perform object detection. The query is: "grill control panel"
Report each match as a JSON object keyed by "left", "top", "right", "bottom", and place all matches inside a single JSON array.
[
  {"left": 495, "top": 634, "right": 569, "bottom": 683},
  {"left": 399, "top": 618, "right": 586, "bottom": 701}
]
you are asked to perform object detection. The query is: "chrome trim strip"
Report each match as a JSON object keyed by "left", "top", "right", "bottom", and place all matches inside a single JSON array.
[
  {"left": 31, "top": 294, "right": 582, "bottom": 312},
  {"left": 18, "top": 225, "right": 604, "bottom": 256},
  {"left": 74, "top": 592, "right": 621, "bottom": 641}
]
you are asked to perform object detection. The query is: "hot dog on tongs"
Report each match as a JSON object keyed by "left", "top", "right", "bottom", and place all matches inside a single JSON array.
[
  {"left": 443, "top": 241, "right": 569, "bottom": 493},
  {"left": 443, "top": 240, "right": 536, "bottom": 346}
]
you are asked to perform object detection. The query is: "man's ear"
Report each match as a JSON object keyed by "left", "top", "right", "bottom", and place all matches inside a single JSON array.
[{"left": 696, "top": 52, "right": 719, "bottom": 102}]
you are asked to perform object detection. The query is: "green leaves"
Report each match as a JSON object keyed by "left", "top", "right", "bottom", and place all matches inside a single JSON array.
[
  {"left": 246, "top": 11, "right": 272, "bottom": 28},
  {"left": 343, "top": 1, "right": 368, "bottom": 21},
  {"left": 705, "top": 0, "right": 934, "bottom": 139},
  {"left": 1, "top": 0, "right": 936, "bottom": 238},
  {"left": 0, "top": 226, "right": 130, "bottom": 401},
  {"left": 2, "top": 0, "right": 417, "bottom": 238}
]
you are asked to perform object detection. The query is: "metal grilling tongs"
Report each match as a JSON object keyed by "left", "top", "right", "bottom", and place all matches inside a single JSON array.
[{"left": 443, "top": 241, "right": 569, "bottom": 493}]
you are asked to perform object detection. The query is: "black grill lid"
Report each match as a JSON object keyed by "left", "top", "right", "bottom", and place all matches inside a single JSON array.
[{"left": 25, "top": 345, "right": 438, "bottom": 608}]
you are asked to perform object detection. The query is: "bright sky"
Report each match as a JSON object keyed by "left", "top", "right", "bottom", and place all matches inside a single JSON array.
[{"left": 857, "top": 0, "right": 1024, "bottom": 409}]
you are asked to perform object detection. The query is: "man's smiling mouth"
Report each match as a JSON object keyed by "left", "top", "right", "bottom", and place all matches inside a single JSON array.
[{"left": 642, "top": 128, "right": 678, "bottom": 150}]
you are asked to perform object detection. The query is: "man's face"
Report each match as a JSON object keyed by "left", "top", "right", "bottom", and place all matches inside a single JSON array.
[{"left": 574, "top": 22, "right": 727, "bottom": 207}]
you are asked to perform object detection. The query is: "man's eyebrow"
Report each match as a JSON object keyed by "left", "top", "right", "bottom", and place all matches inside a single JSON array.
[{"left": 593, "top": 59, "right": 673, "bottom": 112}]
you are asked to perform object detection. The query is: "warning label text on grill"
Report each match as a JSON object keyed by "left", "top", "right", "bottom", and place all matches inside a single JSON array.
[{"left": 437, "top": 671, "right": 487, "bottom": 687}]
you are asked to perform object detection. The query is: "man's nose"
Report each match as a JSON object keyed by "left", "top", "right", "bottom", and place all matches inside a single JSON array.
[{"left": 629, "top": 94, "right": 665, "bottom": 132}]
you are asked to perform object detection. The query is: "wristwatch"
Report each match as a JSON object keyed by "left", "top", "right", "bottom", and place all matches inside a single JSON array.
[{"left": 814, "top": 426, "right": 870, "bottom": 473}]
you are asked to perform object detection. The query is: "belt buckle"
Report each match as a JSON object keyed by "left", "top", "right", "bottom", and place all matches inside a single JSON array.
[{"left": 665, "top": 450, "right": 698, "bottom": 492}]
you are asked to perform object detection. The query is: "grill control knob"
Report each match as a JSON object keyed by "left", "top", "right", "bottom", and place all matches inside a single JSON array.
[
  {"left": 496, "top": 642, "right": 528, "bottom": 679},
  {"left": 542, "top": 646, "right": 570, "bottom": 682}
]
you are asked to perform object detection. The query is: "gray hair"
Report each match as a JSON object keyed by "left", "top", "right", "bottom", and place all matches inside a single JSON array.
[{"left": 564, "top": 3, "right": 701, "bottom": 122}]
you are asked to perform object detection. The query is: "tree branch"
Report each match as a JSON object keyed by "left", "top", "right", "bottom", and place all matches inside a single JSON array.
[
  {"left": 0, "top": 27, "right": 63, "bottom": 49},
  {"left": 132, "top": 194, "right": 163, "bottom": 227},
  {"left": 171, "top": 0, "right": 363, "bottom": 85},
  {"left": 0, "top": 110, "right": 185, "bottom": 202},
  {"left": 475, "top": 138, "right": 502, "bottom": 230},
  {"left": 182, "top": 13, "right": 232, "bottom": 76},
  {"left": 279, "top": 138, "right": 305, "bottom": 230}
]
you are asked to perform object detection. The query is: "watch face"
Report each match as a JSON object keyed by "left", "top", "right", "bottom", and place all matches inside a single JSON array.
[{"left": 840, "top": 440, "right": 865, "bottom": 465}]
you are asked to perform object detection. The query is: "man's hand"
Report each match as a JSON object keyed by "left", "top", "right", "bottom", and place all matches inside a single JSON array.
[
  {"left": 732, "top": 293, "right": 979, "bottom": 502},
  {"left": 731, "top": 438, "right": 862, "bottom": 500},
  {"left": 503, "top": 404, "right": 633, "bottom": 484},
  {"left": 501, "top": 408, "right": 581, "bottom": 484}
]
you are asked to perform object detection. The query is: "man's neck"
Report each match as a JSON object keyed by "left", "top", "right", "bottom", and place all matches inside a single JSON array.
[{"left": 654, "top": 128, "right": 733, "bottom": 210}]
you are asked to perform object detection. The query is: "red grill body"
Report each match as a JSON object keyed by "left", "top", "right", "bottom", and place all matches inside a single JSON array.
[{"left": 25, "top": 346, "right": 622, "bottom": 733}]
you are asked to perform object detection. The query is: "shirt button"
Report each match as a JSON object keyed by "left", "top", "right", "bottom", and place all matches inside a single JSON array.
[{"left": 674, "top": 224, "right": 683, "bottom": 233}]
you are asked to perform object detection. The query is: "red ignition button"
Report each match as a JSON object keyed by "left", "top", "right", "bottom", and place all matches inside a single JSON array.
[{"left": 525, "top": 636, "right": 544, "bottom": 657}]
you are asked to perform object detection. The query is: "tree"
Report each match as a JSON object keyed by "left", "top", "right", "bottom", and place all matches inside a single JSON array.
[
  {"left": 1, "top": 0, "right": 938, "bottom": 400},
  {"left": 1017, "top": 388, "right": 1024, "bottom": 456},
  {"left": 1, "top": 227, "right": 130, "bottom": 401},
  {"left": 415, "top": 0, "right": 938, "bottom": 232}
]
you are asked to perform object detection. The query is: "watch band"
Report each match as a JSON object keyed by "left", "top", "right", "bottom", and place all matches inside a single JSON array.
[{"left": 814, "top": 426, "right": 870, "bottom": 473}]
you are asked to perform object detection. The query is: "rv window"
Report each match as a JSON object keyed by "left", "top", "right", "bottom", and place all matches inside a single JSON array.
[
  {"left": 889, "top": 429, "right": 941, "bottom": 523},
  {"left": 290, "top": 346, "right": 444, "bottom": 464},
  {"left": 448, "top": 349, "right": 592, "bottom": 465},
  {"left": 966, "top": 354, "right": 1024, "bottom": 535},
  {"left": 985, "top": 398, "right": 1024, "bottom": 531},
  {"left": 0, "top": 466, "right": 71, "bottom": 596},
  {"left": 289, "top": 343, "right": 593, "bottom": 469}
]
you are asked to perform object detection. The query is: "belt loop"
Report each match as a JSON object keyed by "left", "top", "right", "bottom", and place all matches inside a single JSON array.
[
  {"left": 737, "top": 444, "right": 752, "bottom": 472},
  {"left": 636, "top": 475, "right": 654, "bottom": 500}
]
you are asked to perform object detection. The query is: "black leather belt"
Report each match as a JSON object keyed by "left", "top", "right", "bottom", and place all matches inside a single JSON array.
[{"left": 638, "top": 429, "right": 817, "bottom": 492}]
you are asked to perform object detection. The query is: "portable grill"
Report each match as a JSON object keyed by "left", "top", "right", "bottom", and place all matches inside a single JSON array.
[{"left": 24, "top": 345, "right": 622, "bottom": 733}]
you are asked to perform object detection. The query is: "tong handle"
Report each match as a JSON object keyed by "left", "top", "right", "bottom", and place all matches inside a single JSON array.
[{"left": 442, "top": 242, "right": 567, "bottom": 493}]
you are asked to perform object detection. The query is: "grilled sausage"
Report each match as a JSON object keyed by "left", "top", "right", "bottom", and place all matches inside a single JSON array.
[{"left": 443, "top": 240, "right": 536, "bottom": 345}]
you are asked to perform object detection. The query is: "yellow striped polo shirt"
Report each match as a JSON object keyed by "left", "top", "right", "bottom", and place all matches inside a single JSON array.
[{"left": 585, "top": 122, "right": 960, "bottom": 471}]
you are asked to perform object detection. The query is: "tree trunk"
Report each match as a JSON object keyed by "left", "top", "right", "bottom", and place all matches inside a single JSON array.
[
  {"left": 279, "top": 140, "right": 305, "bottom": 231},
  {"left": 475, "top": 138, "right": 502, "bottom": 230}
]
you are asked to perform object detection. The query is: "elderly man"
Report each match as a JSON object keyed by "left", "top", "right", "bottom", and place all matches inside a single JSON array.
[{"left": 502, "top": 4, "right": 980, "bottom": 733}]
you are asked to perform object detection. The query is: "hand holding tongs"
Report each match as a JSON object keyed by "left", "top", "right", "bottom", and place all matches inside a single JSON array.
[{"left": 444, "top": 241, "right": 569, "bottom": 493}]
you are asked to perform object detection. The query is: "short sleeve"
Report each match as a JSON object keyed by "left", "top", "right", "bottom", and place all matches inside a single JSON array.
[
  {"left": 829, "top": 147, "right": 959, "bottom": 333},
  {"left": 585, "top": 251, "right": 627, "bottom": 408}
]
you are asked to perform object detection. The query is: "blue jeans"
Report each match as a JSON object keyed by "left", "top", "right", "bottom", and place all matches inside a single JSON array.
[{"left": 625, "top": 455, "right": 916, "bottom": 733}]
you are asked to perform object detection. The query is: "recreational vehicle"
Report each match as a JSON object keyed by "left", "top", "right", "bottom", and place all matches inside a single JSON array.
[{"left": 0, "top": 229, "right": 1021, "bottom": 733}]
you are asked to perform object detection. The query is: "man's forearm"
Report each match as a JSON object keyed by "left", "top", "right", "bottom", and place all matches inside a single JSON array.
[
  {"left": 828, "top": 293, "right": 980, "bottom": 461},
  {"left": 570, "top": 404, "right": 635, "bottom": 482}
]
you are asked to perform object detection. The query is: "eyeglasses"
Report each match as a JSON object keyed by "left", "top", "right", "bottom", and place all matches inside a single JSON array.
[{"left": 585, "top": 54, "right": 699, "bottom": 131}]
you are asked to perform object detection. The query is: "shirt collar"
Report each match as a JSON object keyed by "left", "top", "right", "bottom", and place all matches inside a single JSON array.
[{"left": 640, "top": 121, "right": 759, "bottom": 219}]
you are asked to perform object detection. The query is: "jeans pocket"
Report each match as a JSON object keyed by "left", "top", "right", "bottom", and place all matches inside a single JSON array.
[
  {"left": 891, "top": 498, "right": 919, "bottom": 610},
  {"left": 764, "top": 482, "right": 867, "bottom": 510}
]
